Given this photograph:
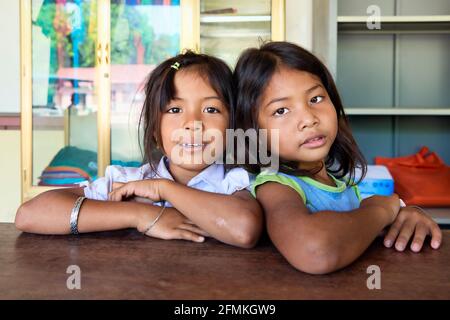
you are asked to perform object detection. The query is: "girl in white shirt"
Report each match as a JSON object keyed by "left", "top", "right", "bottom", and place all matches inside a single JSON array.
[{"left": 15, "top": 51, "right": 263, "bottom": 248}]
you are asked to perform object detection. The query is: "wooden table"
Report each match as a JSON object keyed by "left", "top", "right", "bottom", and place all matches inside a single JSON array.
[{"left": 0, "top": 223, "right": 449, "bottom": 300}]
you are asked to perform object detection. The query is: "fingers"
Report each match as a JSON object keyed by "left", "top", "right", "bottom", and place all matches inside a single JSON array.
[
  {"left": 109, "top": 189, "right": 125, "bottom": 201},
  {"left": 410, "top": 223, "right": 428, "bottom": 252},
  {"left": 108, "top": 191, "right": 118, "bottom": 201},
  {"left": 384, "top": 217, "right": 404, "bottom": 248},
  {"left": 174, "top": 229, "right": 205, "bottom": 243},
  {"left": 131, "top": 196, "right": 154, "bottom": 204},
  {"left": 108, "top": 187, "right": 121, "bottom": 201},
  {"left": 180, "top": 219, "right": 211, "bottom": 237},
  {"left": 430, "top": 223, "right": 442, "bottom": 250},
  {"left": 108, "top": 184, "right": 133, "bottom": 201},
  {"left": 178, "top": 224, "right": 211, "bottom": 237},
  {"left": 384, "top": 207, "right": 443, "bottom": 252},
  {"left": 112, "top": 182, "right": 125, "bottom": 190},
  {"left": 394, "top": 219, "right": 416, "bottom": 252}
]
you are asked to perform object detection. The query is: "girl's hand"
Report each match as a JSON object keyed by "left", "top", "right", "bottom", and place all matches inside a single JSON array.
[
  {"left": 112, "top": 182, "right": 125, "bottom": 190},
  {"left": 383, "top": 206, "right": 442, "bottom": 252},
  {"left": 137, "top": 207, "right": 210, "bottom": 243},
  {"left": 360, "top": 194, "right": 401, "bottom": 225},
  {"left": 108, "top": 179, "right": 166, "bottom": 202},
  {"left": 110, "top": 182, "right": 153, "bottom": 204}
]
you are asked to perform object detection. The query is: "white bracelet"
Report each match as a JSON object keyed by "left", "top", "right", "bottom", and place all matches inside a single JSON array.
[
  {"left": 142, "top": 204, "right": 166, "bottom": 235},
  {"left": 70, "top": 196, "right": 86, "bottom": 235}
]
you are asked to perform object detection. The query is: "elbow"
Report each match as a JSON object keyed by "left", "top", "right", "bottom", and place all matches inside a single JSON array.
[
  {"left": 232, "top": 210, "right": 263, "bottom": 249},
  {"left": 284, "top": 236, "right": 341, "bottom": 275},
  {"left": 15, "top": 201, "right": 33, "bottom": 232},
  {"left": 15, "top": 192, "right": 48, "bottom": 232},
  {"left": 234, "top": 231, "right": 259, "bottom": 249}
]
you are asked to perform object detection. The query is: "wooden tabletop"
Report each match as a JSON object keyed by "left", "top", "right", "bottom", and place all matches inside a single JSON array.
[{"left": 0, "top": 223, "right": 449, "bottom": 300}]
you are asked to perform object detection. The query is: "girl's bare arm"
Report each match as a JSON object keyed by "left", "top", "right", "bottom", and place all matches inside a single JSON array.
[
  {"left": 16, "top": 187, "right": 164, "bottom": 235},
  {"left": 256, "top": 182, "right": 396, "bottom": 275},
  {"left": 159, "top": 180, "right": 263, "bottom": 248}
]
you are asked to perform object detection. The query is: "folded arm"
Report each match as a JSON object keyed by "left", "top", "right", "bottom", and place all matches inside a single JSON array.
[
  {"left": 256, "top": 182, "right": 394, "bottom": 274},
  {"left": 159, "top": 180, "right": 263, "bottom": 248},
  {"left": 16, "top": 187, "right": 172, "bottom": 235}
]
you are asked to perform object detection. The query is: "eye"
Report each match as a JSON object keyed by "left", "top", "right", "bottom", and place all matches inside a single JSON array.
[
  {"left": 204, "top": 106, "right": 220, "bottom": 113},
  {"left": 273, "top": 107, "right": 290, "bottom": 116},
  {"left": 310, "top": 96, "right": 324, "bottom": 104},
  {"left": 167, "top": 106, "right": 182, "bottom": 113}
]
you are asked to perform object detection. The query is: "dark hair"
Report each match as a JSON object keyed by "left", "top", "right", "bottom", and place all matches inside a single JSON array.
[
  {"left": 139, "top": 50, "right": 234, "bottom": 172},
  {"left": 233, "top": 41, "right": 367, "bottom": 184}
]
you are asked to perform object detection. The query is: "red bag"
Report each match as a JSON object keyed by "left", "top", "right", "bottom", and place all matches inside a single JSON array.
[{"left": 375, "top": 147, "right": 450, "bottom": 207}]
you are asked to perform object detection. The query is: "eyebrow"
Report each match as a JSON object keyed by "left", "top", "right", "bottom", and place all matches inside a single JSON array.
[
  {"left": 305, "top": 84, "right": 324, "bottom": 94},
  {"left": 173, "top": 96, "right": 221, "bottom": 101},
  {"left": 264, "top": 84, "right": 324, "bottom": 109},
  {"left": 264, "top": 97, "right": 289, "bottom": 109}
]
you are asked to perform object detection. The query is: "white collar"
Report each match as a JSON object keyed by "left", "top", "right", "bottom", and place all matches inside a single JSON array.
[{"left": 150, "top": 156, "right": 225, "bottom": 188}]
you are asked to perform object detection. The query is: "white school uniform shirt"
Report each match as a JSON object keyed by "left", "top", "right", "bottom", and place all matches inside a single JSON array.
[{"left": 79, "top": 156, "right": 252, "bottom": 207}]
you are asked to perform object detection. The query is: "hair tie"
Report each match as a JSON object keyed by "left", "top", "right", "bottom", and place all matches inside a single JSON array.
[{"left": 170, "top": 62, "right": 180, "bottom": 71}]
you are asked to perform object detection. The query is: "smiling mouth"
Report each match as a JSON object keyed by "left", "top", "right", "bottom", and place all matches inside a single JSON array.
[
  {"left": 180, "top": 143, "right": 205, "bottom": 147},
  {"left": 177, "top": 142, "right": 210, "bottom": 151},
  {"left": 301, "top": 135, "right": 326, "bottom": 148}
]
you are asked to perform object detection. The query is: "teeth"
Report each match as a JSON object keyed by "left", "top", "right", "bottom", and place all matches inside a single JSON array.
[
  {"left": 306, "top": 137, "right": 322, "bottom": 143},
  {"left": 181, "top": 143, "right": 204, "bottom": 147}
]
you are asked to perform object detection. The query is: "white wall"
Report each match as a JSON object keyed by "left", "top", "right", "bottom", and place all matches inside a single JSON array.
[
  {"left": 0, "top": 131, "right": 21, "bottom": 223},
  {"left": 286, "top": 0, "right": 313, "bottom": 50},
  {"left": 0, "top": 1, "right": 21, "bottom": 223},
  {"left": 286, "top": 0, "right": 337, "bottom": 76},
  {"left": 0, "top": 1, "right": 20, "bottom": 113}
]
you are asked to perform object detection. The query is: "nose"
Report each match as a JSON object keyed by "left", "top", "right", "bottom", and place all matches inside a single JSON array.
[
  {"left": 297, "top": 107, "right": 319, "bottom": 131},
  {"left": 184, "top": 110, "right": 203, "bottom": 131},
  {"left": 184, "top": 120, "right": 203, "bottom": 131}
]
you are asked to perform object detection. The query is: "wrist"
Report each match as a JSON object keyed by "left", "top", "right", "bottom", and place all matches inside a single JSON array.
[
  {"left": 159, "top": 179, "right": 174, "bottom": 201},
  {"left": 131, "top": 204, "right": 144, "bottom": 230},
  {"left": 375, "top": 204, "right": 395, "bottom": 227},
  {"left": 134, "top": 203, "right": 157, "bottom": 233},
  {"left": 361, "top": 202, "right": 393, "bottom": 227}
]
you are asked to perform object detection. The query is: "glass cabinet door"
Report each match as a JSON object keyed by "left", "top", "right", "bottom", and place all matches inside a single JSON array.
[
  {"left": 109, "top": 0, "right": 181, "bottom": 165},
  {"left": 21, "top": 0, "right": 283, "bottom": 201},
  {"left": 29, "top": 0, "right": 99, "bottom": 191},
  {"left": 200, "top": 0, "right": 284, "bottom": 66}
]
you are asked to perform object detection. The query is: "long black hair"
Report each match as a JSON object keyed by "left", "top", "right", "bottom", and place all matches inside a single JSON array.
[{"left": 233, "top": 41, "right": 366, "bottom": 184}]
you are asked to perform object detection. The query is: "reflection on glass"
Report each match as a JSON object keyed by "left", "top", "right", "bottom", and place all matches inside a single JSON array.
[
  {"left": 110, "top": 0, "right": 181, "bottom": 165},
  {"left": 200, "top": 0, "right": 272, "bottom": 66},
  {"left": 32, "top": 0, "right": 98, "bottom": 187}
]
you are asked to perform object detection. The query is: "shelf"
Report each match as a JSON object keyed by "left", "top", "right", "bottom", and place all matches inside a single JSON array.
[
  {"left": 200, "top": 14, "right": 271, "bottom": 23},
  {"left": 338, "top": 16, "right": 450, "bottom": 23},
  {"left": 338, "top": 15, "right": 450, "bottom": 34},
  {"left": 337, "top": 2, "right": 450, "bottom": 165},
  {"left": 345, "top": 108, "right": 450, "bottom": 116},
  {"left": 201, "top": 31, "right": 270, "bottom": 38}
]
